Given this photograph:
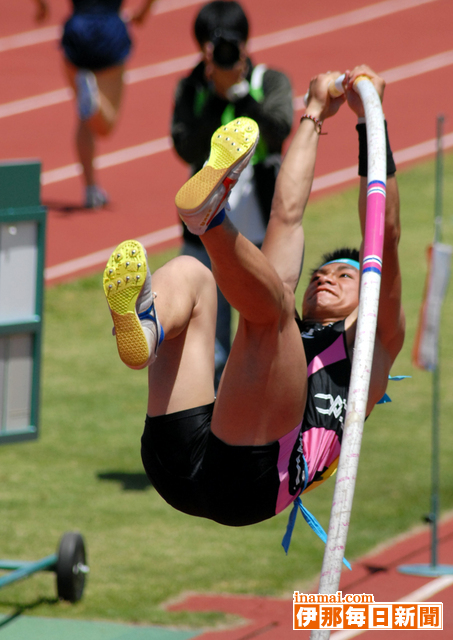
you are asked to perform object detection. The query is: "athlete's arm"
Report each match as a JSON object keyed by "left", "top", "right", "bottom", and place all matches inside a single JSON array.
[{"left": 262, "top": 72, "right": 345, "bottom": 292}]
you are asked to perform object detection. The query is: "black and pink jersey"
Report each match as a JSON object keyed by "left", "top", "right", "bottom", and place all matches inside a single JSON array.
[
  {"left": 274, "top": 319, "right": 351, "bottom": 516},
  {"left": 298, "top": 319, "right": 351, "bottom": 493}
]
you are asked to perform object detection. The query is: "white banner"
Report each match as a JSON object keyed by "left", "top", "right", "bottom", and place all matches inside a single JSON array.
[{"left": 413, "top": 243, "right": 453, "bottom": 370}]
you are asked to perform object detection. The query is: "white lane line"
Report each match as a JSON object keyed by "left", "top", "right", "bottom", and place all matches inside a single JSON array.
[
  {"left": 128, "top": 0, "right": 441, "bottom": 82},
  {"left": 45, "top": 225, "right": 181, "bottom": 282},
  {"left": 330, "top": 574, "right": 453, "bottom": 638},
  {"left": 0, "top": 0, "right": 443, "bottom": 119},
  {"left": 4, "top": 43, "right": 452, "bottom": 120},
  {"left": 41, "top": 136, "right": 172, "bottom": 185},
  {"left": 382, "top": 49, "right": 453, "bottom": 84},
  {"left": 0, "top": 88, "right": 73, "bottom": 120},
  {"left": 152, "top": 0, "right": 202, "bottom": 14},
  {"left": 0, "top": 0, "right": 439, "bottom": 54},
  {"left": 0, "top": 52, "right": 202, "bottom": 120},
  {"left": 249, "top": 0, "right": 438, "bottom": 54},
  {"left": 0, "top": 0, "right": 202, "bottom": 53},
  {"left": 312, "top": 133, "right": 453, "bottom": 192},
  {"left": 124, "top": 52, "right": 199, "bottom": 85},
  {"left": 0, "top": 25, "right": 61, "bottom": 53},
  {"left": 293, "top": 49, "right": 453, "bottom": 112},
  {"left": 39, "top": 86, "right": 453, "bottom": 185},
  {"left": 43, "top": 132, "right": 453, "bottom": 282}
]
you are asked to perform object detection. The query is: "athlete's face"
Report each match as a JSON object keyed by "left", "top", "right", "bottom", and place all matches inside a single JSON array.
[{"left": 302, "top": 262, "right": 360, "bottom": 323}]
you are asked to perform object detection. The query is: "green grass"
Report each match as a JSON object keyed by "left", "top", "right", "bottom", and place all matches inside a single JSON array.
[{"left": 1, "top": 154, "right": 453, "bottom": 626}]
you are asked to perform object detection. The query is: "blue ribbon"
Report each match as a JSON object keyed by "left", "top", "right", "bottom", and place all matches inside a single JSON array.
[
  {"left": 282, "top": 498, "right": 351, "bottom": 570},
  {"left": 377, "top": 375, "right": 411, "bottom": 404},
  {"left": 376, "top": 393, "right": 391, "bottom": 405},
  {"left": 281, "top": 455, "right": 351, "bottom": 570}
]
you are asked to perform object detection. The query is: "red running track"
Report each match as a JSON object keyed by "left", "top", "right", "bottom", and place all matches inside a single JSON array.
[
  {"left": 2, "top": 0, "right": 453, "bottom": 283},
  {"left": 168, "top": 514, "right": 453, "bottom": 638}
]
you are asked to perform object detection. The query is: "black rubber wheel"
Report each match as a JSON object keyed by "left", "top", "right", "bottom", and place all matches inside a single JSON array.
[{"left": 56, "top": 532, "right": 88, "bottom": 602}]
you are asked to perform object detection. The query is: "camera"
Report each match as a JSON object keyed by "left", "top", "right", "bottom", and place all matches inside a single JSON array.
[{"left": 210, "top": 28, "right": 242, "bottom": 69}]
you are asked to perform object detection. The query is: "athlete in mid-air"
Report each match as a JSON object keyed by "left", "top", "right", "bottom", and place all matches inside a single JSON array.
[{"left": 103, "top": 65, "right": 404, "bottom": 529}]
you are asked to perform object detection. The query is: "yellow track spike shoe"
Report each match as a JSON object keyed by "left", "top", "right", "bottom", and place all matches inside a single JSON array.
[
  {"left": 103, "top": 240, "right": 164, "bottom": 369},
  {"left": 175, "top": 117, "right": 259, "bottom": 235}
]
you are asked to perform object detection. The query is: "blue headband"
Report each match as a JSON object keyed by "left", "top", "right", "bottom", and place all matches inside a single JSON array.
[{"left": 321, "top": 258, "right": 360, "bottom": 270}]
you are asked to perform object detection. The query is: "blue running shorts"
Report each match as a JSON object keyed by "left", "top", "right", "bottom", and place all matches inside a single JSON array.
[{"left": 62, "top": 12, "right": 132, "bottom": 71}]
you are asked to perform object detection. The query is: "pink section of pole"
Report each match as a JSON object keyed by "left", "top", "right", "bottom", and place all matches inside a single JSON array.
[{"left": 363, "top": 181, "right": 386, "bottom": 269}]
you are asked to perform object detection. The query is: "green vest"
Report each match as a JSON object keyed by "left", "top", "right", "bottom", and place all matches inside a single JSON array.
[{"left": 194, "top": 64, "right": 269, "bottom": 165}]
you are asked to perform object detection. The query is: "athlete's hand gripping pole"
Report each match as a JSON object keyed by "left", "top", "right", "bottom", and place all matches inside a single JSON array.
[
  {"left": 303, "top": 74, "right": 346, "bottom": 106},
  {"left": 309, "top": 76, "right": 387, "bottom": 640}
]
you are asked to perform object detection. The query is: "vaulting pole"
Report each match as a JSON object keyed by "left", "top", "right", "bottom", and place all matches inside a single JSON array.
[{"left": 310, "top": 76, "right": 387, "bottom": 640}]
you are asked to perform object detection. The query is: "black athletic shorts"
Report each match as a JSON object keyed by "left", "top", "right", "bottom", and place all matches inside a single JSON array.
[{"left": 141, "top": 403, "right": 288, "bottom": 527}]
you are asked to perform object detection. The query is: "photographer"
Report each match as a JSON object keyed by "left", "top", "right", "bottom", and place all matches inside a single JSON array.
[{"left": 171, "top": 0, "right": 293, "bottom": 386}]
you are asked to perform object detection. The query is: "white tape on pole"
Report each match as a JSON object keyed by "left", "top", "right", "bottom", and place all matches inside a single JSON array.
[
  {"left": 310, "top": 78, "right": 386, "bottom": 640},
  {"left": 303, "top": 74, "right": 345, "bottom": 106}
]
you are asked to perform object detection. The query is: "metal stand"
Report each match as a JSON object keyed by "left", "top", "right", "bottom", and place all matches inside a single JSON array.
[
  {"left": 0, "top": 160, "right": 46, "bottom": 444},
  {"left": 0, "top": 161, "right": 89, "bottom": 601},
  {"left": 0, "top": 532, "right": 89, "bottom": 603},
  {"left": 399, "top": 116, "right": 453, "bottom": 579}
]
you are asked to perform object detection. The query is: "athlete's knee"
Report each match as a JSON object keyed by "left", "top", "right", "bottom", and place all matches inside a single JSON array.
[
  {"left": 162, "top": 255, "right": 216, "bottom": 301},
  {"left": 172, "top": 254, "right": 214, "bottom": 279},
  {"left": 243, "top": 281, "right": 295, "bottom": 330},
  {"left": 89, "top": 114, "right": 115, "bottom": 136},
  {"left": 96, "top": 121, "right": 114, "bottom": 136}
]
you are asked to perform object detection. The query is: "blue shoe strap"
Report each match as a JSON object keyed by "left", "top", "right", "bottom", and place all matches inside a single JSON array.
[
  {"left": 281, "top": 455, "right": 351, "bottom": 570},
  {"left": 138, "top": 302, "right": 164, "bottom": 346},
  {"left": 206, "top": 207, "right": 226, "bottom": 231}
]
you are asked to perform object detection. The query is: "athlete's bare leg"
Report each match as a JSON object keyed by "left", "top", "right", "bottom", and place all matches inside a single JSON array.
[
  {"left": 147, "top": 256, "right": 217, "bottom": 417},
  {"left": 64, "top": 61, "right": 124, "bottom": 189},
  {"left": 201, "top": 219, "right": 307, "bottom": 446}
]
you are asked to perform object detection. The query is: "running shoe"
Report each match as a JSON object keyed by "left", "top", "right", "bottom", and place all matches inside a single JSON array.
[
  {"left": 76, "top": 70, "right": 99, "bottom": 121},
  {"left": 85, "top": 185, "right": 109, "bottom": 209},
  {"left": 175, "top": 117, "right": 259, "bottom": 235},
  {"left": 103, "top": 240, "right": 164, "bottom": 369}
]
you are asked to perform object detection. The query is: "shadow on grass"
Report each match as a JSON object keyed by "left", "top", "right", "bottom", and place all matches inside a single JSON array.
[
  {"left": 0, "top": 596, "right": 58, "bottom": 629},
  {"left": 97, "top": 471, "right": 153, "bottom": 491}
]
